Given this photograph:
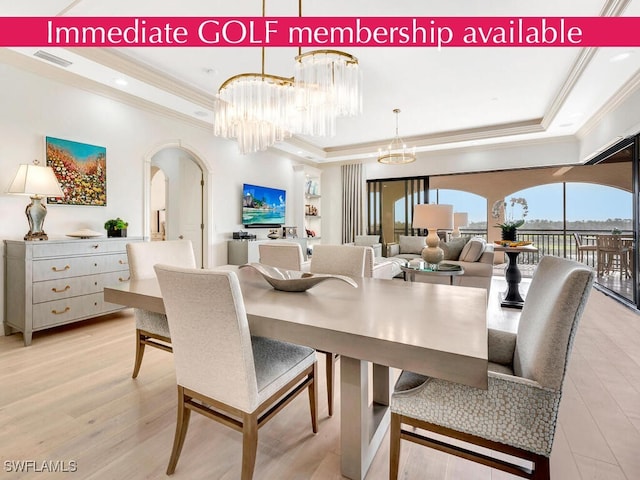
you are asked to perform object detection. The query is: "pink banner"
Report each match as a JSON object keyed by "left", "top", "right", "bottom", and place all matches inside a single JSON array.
[{"left": 0, "top": 17, "right": 638, "bottom": 47}]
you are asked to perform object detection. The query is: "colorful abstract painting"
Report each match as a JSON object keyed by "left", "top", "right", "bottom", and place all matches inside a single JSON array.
[{"left": 46, "top": 136, "right": 106, "bottom": 206}]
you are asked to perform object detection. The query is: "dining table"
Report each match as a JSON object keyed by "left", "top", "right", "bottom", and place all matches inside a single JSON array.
[{"left": 104, "top": 265, "right": 488, "bottom": 480}]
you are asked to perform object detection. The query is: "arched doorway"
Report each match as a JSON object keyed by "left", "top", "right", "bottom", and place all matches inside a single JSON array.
[{"left": 145, "top": 145, "right": 208, "bottom": 268}]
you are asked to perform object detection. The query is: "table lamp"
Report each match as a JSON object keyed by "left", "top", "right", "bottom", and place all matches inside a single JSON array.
[
  {"left": 7, "top": 160, "right": 64, "bottom": 241},
  {"left": 452, "top": 212, "right": 469, "bottom": 238},
  {"left": 412, "top": 204, "right": 454, "bottom": 268}
]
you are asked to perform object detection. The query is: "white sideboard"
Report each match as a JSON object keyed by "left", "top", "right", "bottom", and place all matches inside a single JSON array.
[
  {"left": 4, "top": 237, "right": 141, "bottom": 346},
  {"left": 227, "top": 238, "right": 308, "bottom": 265}
]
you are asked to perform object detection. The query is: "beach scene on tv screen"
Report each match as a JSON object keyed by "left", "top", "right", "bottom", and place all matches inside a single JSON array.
[{"left": 243, "top": 184, "right": 286, "bottom": 225}]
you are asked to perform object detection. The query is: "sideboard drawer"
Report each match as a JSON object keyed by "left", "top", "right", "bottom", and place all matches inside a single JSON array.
[
  {"left": 33, "top": 254, "right": 129, "bottom": 282},
  {"left": 33, "top": 271, "right": 130, "bottom": 304},
  {"left": 30, "top": 239, "right": 132, "bottom": 258},
  {"left": 32, "top": 293, "right": 109, "bottom": 329}
]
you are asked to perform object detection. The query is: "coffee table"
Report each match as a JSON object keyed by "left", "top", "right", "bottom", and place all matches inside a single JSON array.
[{"left": 401, "top": 264, "right": 465, "bottom": 285}]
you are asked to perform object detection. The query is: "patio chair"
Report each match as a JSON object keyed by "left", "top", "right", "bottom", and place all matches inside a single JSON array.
[
  {"left": 597, "top": 234, "right": 631, "bottom": 278},
  {"left": 573, "top": 232, "right": 597, "bottom": 263}
]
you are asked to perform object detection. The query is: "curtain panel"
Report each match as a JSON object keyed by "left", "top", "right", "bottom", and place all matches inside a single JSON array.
[{"left": 342, "top": 163, "right": 364, "bottom": 243}]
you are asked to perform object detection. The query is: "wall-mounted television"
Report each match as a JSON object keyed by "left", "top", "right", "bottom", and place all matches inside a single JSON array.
[{"left": 242, "top": 183, "right": 286, "bottom": 228}]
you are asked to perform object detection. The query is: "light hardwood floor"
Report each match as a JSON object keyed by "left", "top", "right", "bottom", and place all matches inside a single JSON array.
[{"left": 0, "top": 277, "right": 638, "bottom": 479}]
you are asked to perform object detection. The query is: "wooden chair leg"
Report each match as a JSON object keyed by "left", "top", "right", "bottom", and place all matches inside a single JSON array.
[
  {"left": 241, "top": 412, "right": 259, "bottom": 480},
  {"left": 166, "top": 386, "right": 191, "bottom": 475},
  {"left": 533, "top": 455, "right": 550, "bottom": 480},
  {"left": 326, "top": 352, "right": 335, "bottom": 417},
  {"left": 308, "top": 362, "right": 318, "bottom": 433},
  {"left": 389, "top": 413, "right": 401, "bottom": 480},
  {"left": 132, "top": 329, "right": 146, "bottom": 379}
]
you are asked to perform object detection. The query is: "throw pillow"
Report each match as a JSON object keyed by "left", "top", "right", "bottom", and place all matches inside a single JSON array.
[
  {"left": 439, "top": 237, "right": 468, "bottom": 260},
  {"left": 399, "top": 235, "right": 426, "bottom": 254},
  {"left": 459, "top": 236, "right": 487, "bottom": 262}
]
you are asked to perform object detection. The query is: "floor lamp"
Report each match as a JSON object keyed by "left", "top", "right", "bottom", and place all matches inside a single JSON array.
[
  {"left": 412, "top": 204, "right": 454, "bottom": 268},
  {"left": 7, "top": 160, "right": 64, "bottom": 241}
]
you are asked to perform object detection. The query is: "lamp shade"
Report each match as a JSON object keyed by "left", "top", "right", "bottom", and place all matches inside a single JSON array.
[
  {"left": 412, "top": 204, "right": 454, "bottom": 230},
  {"left": 7, "top": 164, "right": 63, "bottom": 197},
  {"left": 454, "top": 212, "right": 469, "bottom": 228}
]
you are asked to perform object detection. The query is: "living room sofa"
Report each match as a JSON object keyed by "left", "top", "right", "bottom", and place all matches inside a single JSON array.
[{"left": 387, "top": 235, "right": 495, "bottom": 292}]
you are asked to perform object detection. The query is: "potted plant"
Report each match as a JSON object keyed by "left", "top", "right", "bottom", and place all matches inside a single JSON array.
[
  {"left": 104, "top": 217, "right": 128, "bottom": 238},
  {"left": 492, "top": 197, "right": 528, "bottom": 241}
]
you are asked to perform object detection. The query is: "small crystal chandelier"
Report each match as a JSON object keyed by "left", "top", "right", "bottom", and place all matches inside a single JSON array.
[
  {"left": 377, "top": 109, "right": 416, "bottom": 165},
  {"left": 293, "top": 49, "right": 362, "bottom": 136}
]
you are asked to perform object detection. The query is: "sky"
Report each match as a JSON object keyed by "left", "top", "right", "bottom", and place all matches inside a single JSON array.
[{"left": 432, "top": 183, "right": 632, "bottom": 223}]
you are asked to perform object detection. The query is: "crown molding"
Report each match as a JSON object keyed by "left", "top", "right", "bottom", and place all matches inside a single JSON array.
[
  {"left": 577, "top": 68, "right": 640, "bottom": 139},
  {"left": 540, "top": 47, "right": 597, "bottom": 130},
  {"left": 0, "top": 48, "right": 213, "bottom": 132},
  {"left": 68, "top": 48, "right": 216, "bottom": 110}
]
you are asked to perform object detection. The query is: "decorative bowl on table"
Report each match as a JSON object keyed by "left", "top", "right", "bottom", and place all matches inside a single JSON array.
[
  {"left": 494, "top": 240, "right": 533, "bottom": 247},
  {"left": 66, "top": 229, "right": 103, "bottom": 239},
  {"left": 239, "top": 263, "right": 358, "bottom": 292}
]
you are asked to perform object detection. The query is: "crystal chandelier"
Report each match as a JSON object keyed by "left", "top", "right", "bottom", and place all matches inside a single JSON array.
[
  {"left": 292, "top": 49, "right": 362, "bottom": 136},
  {"left": 377, "top": 109, "right": 416, "bottom": 165},
  {"left": 213, "top": 0, "right": 363, "bottom": 153},
  {"left": 213, "top": 71, "right": 295, "bottom": 155}
]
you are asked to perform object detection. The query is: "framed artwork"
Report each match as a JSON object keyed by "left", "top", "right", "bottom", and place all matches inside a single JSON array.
[{"left": 46, "top": 136, "right": 107, "bottom": 206}]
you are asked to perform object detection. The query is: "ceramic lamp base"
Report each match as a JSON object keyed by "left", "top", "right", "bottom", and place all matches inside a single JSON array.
[
  {"left": 24, "top": 196, "right": 49, "bottom": 241},
  {"left": 422, "top": 230, "right": 444, "bottom": 268}
]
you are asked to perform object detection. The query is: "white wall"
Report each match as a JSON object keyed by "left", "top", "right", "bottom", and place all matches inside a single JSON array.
[{"left": 0, "top": 62, "right": 301, "bottom": 333}]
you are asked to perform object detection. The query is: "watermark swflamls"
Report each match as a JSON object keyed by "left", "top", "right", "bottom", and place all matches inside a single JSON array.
[{"left": 4, "top": 460, "right": 78, "bottom": 473}]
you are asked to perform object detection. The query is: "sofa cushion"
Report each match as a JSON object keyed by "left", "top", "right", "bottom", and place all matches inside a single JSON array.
[
  {"left": 459, "top": 237, "right": 486, "bottom": 262},
  {"left": 445, "top": 260, "right": 493, "bottom": 277},
  {"left": 399, "top": 235, "right": 426, "bottom": 255},
  {"left": 439, "top": 237, "right": 468, "bottom": 260},
  {"left": 354, "top": 235, "right": 380, "bottom": 246}
]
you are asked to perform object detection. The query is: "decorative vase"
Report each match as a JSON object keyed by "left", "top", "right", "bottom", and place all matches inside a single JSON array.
[{"left": 501, "top": 228, "right": 517, "bottom": 241}]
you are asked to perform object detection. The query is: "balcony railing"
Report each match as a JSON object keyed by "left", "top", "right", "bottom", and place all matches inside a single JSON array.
[{"left": 391, "top": 227, "right": 633, "bottom": 267}]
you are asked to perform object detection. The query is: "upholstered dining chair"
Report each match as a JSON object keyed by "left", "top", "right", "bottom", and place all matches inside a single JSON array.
[
  {"left": 390, "top": 255, "right": 595, "bottom": 480},
  {"left": 126, "top": 240, "right": 196, "bottom": 378},
  {"left": 258, "top": 242, "right": 309, "bottom": 271},
  {"left": 310, "top": 244, "right": 369, "bottom": 416},
  {"left": 154, "top": 265, "right": 318, "bottom": 480}
]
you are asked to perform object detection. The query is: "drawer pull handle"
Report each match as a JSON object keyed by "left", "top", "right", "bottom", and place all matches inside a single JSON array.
[
  {"left": 119, "top": 259, "right": 128, "bottom": 265},
  {"left": 52, "top": 285, "right": 71, "bottom": 293},
  {"left": 51, "top": 306, "right": 70, "bottom": 315},
  {"left": 92, "top": 244, "right": 100, "bottom": 249},
  {"left": 52, "top": 265, "right": 70, "bottom": 272},
  {"left": 118, "top": 276, "right": 130, "bottom": 282}
]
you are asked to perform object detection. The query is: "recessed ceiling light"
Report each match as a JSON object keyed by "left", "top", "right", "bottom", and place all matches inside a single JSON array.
[
  {"left": 194, "top": 110, "right": 209, "bottom": 117},
  {"left": 114, "top": 78, "right": 128, "bottom": 86},
  {"left": 297, "top": 150, "right": 303, "bottom": 154},
  {"left": 610, "top": 51, "right": 633, "bottom": 63}
]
